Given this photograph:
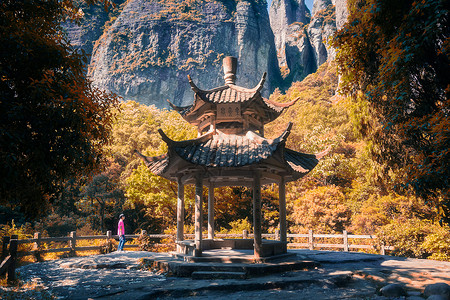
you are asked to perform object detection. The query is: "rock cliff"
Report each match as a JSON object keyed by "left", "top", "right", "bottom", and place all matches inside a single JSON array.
[
  {"left": 269, "top": 0, "right": 316, "bottom": 85},
  {"left": 334, "top": 0, "right": 349, "bottom": 30},
  {"left": 269, "top": 0, "right": 347, "bottom": 86},
  {"left": 84, "top": 0, "right": 280, "bottom": 108},
  {"left": 308, "top": 0, "right": 335, "bottom": 65},
  {"left": 64, "top": 0, "right": 349, "bottom": 107},
  {"left": 63, "top": 1, "right": 126, "bottom": 57}
]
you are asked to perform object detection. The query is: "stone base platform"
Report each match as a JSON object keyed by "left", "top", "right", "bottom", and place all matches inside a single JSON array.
[
  {"left": 171, "top": 248, "right": 296, "bottom": 263},
  {"left": 176, "top": 238, "right": 288, "bottom": 259},
  {"left": 145, "top": 249, "right": 317, "bottom": 278}
]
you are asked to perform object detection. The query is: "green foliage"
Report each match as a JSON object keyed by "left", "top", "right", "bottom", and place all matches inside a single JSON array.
[
  {"left": 292, "top": 185, "right": 351, "bottom": 233},
  {"left": 81, "top": 158, "right": 125, "bottom": 233},
  {"left": 0, "top": 0, "right": 119, "bottom": 218},
  {"left": 106, "top": 101, "right": 197, "bottom": 175},
  {"left": 376, "top": 218, "right": 444, "bottom": 259},
  {"left": 110, "top": 101, "right": 196, "bottom": 231},
  {"left": 313, "top": 4, "right": 336, "bottom": 28},
  {"left": 34, "top": 213, "right": 77, "bottom": 237},
  {"left": 212, "top": 187, "right": 253, "bottom": 231},
  {"left": 351, "top": 194, "right": 437, "bottom": 234},
  {"left": 222, "top": 218, "right": 253, "bottom": 234},
  {"left": 421, "top": 225, "right": 450, "bottom": 261},
  {"left": 265, "top": 59, "right": 448, "bottom": 263},
  {"left": 126, "top": 164, "right": 179, "bottom": 229},
  {"left": 332, "top": 0, "right": 450, "bottom": 222},
  {"left": 0, "top": 220, "right": 33, "bottom": 241}
]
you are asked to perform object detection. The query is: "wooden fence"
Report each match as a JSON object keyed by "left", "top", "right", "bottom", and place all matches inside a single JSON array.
[{"left": 0, "top": 230, "right": 392, "bottom": 282}]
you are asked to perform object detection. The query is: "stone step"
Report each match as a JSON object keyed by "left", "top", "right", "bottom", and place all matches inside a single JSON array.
[
  {"left": 150, "top": 257, "right": 317, "bottom": 277},
  {"left": 191, "top": 271, "right": 247, "bottom": 280}
]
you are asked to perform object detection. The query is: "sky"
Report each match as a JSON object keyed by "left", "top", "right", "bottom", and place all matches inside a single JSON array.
[{"left": 267, "top": 0, "right": 314, "bottom": 12}]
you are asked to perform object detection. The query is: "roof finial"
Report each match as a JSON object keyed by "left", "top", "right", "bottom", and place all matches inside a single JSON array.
[{"left": 223, "top": 56, "right": 237, "bottom": 85}]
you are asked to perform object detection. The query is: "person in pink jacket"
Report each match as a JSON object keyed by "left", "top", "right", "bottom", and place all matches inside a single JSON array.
[{"left": 117, "top": 214, "right": 126, "bottom": 251}]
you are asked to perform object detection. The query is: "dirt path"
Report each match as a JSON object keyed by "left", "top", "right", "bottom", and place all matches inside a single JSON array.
[{"left": 1, "top": 250, "right": 449, "bottom": 299}]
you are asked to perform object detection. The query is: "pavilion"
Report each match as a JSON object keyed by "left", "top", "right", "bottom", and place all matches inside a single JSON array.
[{"left": 136, "top": 57, "right": 325, "bottom": 259}]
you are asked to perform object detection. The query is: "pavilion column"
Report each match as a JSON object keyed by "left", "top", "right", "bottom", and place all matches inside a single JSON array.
[
  {"left": 253, "top": 170, "right": 262, "bottom": 259},
  {"left": 194, "top": 173, "right": 203, "bottom": 257},
  {"left": 208, "top": 183, "right": 215, "bottom": 239},
  {"left": 176, "top": 176, "right": 184, "bottom": 243},
  {"left": 279, "top": 176, "right": 287, "bottom": 252}
]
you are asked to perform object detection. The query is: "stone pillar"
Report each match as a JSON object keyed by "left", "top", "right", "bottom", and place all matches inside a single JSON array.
[
  {"left": 208, "top": 183, "right": 215, "bottom": 239},
  {"left": 253, "top": 170, "right": 262, "bottom": 259},
  {"left": 176, "top": 176, "right": 185, "bottom": 243},
  {"left": 194, "top": 173, "right": 203, "bottom": 256},
  {"left": 279, "top": 176, "right": 287, "bottom": 251}
]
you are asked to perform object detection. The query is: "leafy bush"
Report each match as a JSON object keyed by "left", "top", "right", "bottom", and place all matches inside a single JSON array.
[
  {"left": 33, "top": 213, "right": 77, "bottom": 237},
  {"left": 219, "top": 218, "right": 252, "bottom": 234},
  {"left": 0, "top": 221, "right": 35, "bottom": 264},
  {"left": 292, "top": 185, "right": 351, "bottom": 233},
  {"left": 351, "top": 194, "right": 437, "bottom": 234},
  {"left": 421, "top": 225, "right": 450, "bottom": 261},
  {"left": 0, "top": 220, "right": 33, "bottom": 240},
  {"left": 377, "top": 219, "right": 450, "bottom": 260}
]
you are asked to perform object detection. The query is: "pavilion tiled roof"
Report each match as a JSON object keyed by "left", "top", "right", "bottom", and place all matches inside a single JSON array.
[
  {"left": 135, "top": 123, "right": 321, "bottom": 180},
  {"left": 188, "top": 73, "right": 265, "bottom": 103},
  {"left": 173, "top": 131, "right": 280, "bottom": 168},
  {"left": 168, "top": 74, "right": 299, "bottom": 120}
]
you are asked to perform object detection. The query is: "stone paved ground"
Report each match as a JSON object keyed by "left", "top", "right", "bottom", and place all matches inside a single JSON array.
[{"left": 1, "top": 250, "right": 449, "bottom": 299}]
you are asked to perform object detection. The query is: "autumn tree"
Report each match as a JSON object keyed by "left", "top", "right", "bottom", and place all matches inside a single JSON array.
[
  {"left": 332, "top": 0, "right": 449, "bottom": 221},
  {"left": 82, "top": 159, "right": 125, "bottom": 233},
  {"left": 291, "top": 185, "right": 351, "bottom": 233},
  {"left": 106, "top": 101, "right": 197, "bottom": 231},
  {"left": 0, "top": 0, "right": 119, "bottom": 218},
  {"left": 350, "top": 194, "right": 437, "bottom": 234}
]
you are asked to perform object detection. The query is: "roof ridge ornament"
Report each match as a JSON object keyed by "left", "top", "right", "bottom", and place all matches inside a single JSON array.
[
  {"left": 187, "top": 75, "right": 200, "bottom": 93},
  {"left": 263, "top": 96, "right": 301, "bottom": 109},
  {"left": 315, "top": 145, "right": 331, "bottom": 159},
  {"left": 272, "top": 122, "right": 293, "bottom": 144},
  {"left": 223, "top": 56, "right": 237, "bottom": 85},
  {"left": 133, "top": 149, "right": 167, "bottom": 167},
  {"left": 167, "top": 99, "right": 191, "bottom": 112}
]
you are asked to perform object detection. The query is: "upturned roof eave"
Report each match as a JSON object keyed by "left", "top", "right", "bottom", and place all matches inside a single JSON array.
[
  {"left": 135, "top": 123, "right": 326, "bottom": 182},
  {"left": 169, "top": 73, "right": 300, "bottom": 125},
  {"left": 136, "top": 146, "right": 321, "bottom": 184}
]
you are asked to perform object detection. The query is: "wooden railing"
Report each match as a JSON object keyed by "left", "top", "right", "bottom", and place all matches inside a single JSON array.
[{"left": 0, "top": 230, "right": 392, "bottom": 282}]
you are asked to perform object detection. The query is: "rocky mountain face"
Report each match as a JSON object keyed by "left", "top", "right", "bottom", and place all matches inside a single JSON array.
[
  {"left": 334, "top": 0, "right": 349, "bottom": 30},
  {"left": 64, "top": 0, "right": 348, "bottom": 108},
  {"left": 68, "top": 0, "right": 281, "bottom": 108},
  {"left": 269, "top": 0, "right": 347, "bottom": 86},
  {"left": 269, "top": 0, "right": 316, "bottom": 85},
  {"left": 63, "top": 1, "right": 126, "bottom": 57}
]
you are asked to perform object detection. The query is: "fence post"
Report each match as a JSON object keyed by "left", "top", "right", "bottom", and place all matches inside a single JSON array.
[
  {"left": 308, "top": 230, "right": 314, "bottom": 250},
  {"left": 139, "top": 230, "right": 147, "bottom": 251},
  {"left": 7, "top": 235, "right": 18, "bottom": 283},
  {"left": 106, "top": 231, "right": 112, "bottom": 253},
  {"left": 33, "top": 232, "right": 42, "bottom": 261},
  {"left": 1, "top": 236, "right": 10, "bottom": 262},
  {"left": 275, "top": 229, "right": 280, "bottom": 241},
  {"left": 243, "top": 230, "right": 248, "bottom": 239},
  {"left": 343, "top": 230, "right": 349, "bottom": 252},
  {"left": 69, "top": 231, "right": 76, "bottom": 256}
]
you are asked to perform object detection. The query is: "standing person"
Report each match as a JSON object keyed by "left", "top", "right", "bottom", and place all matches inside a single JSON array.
[{"left": 117, "top": 214, "right": 126, "bottom": 251}]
